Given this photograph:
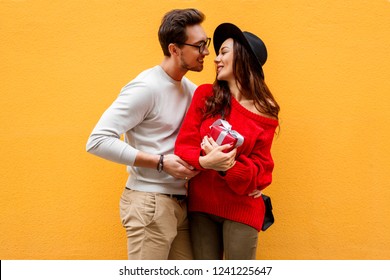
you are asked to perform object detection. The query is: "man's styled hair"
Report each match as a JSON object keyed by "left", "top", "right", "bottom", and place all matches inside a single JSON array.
[{"left": 158, "top": 8, "right": 205, "bottom": 57}]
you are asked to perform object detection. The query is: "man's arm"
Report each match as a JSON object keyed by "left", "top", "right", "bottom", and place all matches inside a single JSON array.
[{"left": 134, "top": 152, "right": 199, "bottom": 180}]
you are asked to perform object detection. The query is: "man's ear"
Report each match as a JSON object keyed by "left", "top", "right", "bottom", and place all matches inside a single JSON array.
[{"left": 168, "top": 43, "right": 180, "bottom": 56}]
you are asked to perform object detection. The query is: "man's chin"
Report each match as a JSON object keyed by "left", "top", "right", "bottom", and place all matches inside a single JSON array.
[{"left": 191, "top": 65, "right": 204, "bottom": 72}]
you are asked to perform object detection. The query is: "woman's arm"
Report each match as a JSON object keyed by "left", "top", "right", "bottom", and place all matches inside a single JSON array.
[
  {"left": 219, "top": 127, "right": 277, "bottom": 195},
  {"left": 175, "top": 85, "right": 234, "bottom": 170}
]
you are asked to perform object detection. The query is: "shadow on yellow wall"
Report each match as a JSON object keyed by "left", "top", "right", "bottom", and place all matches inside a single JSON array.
[{"left": 1, "top": 0, "right": 390, "bottom": 259}]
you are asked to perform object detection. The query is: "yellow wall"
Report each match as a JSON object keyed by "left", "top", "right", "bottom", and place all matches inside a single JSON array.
[{"left": 1, "top": 0, "right": 389, "bottom": 260}]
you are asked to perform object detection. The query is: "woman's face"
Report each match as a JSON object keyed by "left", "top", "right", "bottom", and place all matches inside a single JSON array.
[{"left": 214, "top": 38, "right": 234, "bottom": 82}]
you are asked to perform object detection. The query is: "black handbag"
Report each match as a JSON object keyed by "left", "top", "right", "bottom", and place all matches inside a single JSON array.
[{"left": 261, "top": 194, "right": 275, "bottom": 231}]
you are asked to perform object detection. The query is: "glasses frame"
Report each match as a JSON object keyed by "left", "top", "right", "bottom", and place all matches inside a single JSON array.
[{"left": 179, "top": 37, "right": 211, "bottom": 53}]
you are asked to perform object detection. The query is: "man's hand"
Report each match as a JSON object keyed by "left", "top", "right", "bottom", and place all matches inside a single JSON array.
[{"left": 163, "top": 154, "right": 199, "bottom": 180}]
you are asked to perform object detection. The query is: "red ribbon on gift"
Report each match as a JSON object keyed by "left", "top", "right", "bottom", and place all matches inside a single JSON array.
[{"left": 209, "top": 119, "right": 244, "bottom": 148}]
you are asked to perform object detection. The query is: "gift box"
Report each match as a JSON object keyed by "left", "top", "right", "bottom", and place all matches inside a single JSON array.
[{"left": 208, "top": 119, "right": 244, "bottom": 152}]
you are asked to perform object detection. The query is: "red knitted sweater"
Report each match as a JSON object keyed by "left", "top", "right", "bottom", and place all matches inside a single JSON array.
[{"left": 175, "top": 84, "right": 278, "bottom": 231}]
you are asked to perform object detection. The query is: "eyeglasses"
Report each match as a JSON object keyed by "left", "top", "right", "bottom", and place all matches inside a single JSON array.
[{"left": 179, "top": 38, "right": 211, "bottom": 53}]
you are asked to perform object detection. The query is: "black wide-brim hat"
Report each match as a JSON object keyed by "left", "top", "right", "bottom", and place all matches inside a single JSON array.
[{"left": 213, "top": 23, "right": 267, "bottom": 78}]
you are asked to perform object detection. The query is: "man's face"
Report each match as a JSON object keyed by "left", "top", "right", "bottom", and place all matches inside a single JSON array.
[{"left": 178, "top": 24, "right": 210, "bottom": 72}]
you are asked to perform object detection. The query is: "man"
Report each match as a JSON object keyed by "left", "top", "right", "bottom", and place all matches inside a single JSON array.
[{"left": 86, "top": 9, "right": 210, "bottom": 259}]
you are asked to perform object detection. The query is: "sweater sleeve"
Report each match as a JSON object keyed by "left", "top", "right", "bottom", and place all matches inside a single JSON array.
[
  {"left": 174, "top": 84, "right": 211, "bottom": 170},
  {"left": 86, "top": 81, "right": 153, "bottom": 166},
  {"left": 222, "top": 125, "right": 276, "bottom": 195}
]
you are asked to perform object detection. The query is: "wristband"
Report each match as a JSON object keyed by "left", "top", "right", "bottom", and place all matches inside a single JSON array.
[{"left": 157, "top": 155, "right": 164, "bottom": 173}]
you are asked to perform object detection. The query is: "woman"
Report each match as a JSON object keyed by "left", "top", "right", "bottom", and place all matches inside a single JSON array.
[{"left": 174, "top": 23, "right": 280, "bottom": 260}]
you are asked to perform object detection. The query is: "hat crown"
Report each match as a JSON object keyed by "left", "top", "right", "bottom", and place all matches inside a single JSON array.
[{"left": 243, "top": 31, "right": 267, "bottom": 66}]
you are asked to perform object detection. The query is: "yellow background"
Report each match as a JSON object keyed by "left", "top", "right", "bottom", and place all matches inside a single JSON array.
[{"left": 1, "top": 0, "right": 389, "bottom": 259}]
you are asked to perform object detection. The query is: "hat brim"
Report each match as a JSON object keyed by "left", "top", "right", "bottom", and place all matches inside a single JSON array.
[{"left": 213, "top": 23, "right": 249, "bottom": 56}]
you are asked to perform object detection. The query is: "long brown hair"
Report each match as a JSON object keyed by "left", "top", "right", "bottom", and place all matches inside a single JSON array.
[{"left": 204, "top": 39, "right": 280, "bottom": 120}]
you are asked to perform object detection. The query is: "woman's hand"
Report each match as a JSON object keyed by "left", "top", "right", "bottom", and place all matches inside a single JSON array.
[
  {"left": 199, "top": 139, "right": 237, "bottom": 171},
  {"left": 248, "top": 189, "right": 262, "bottom": 198},
  {"left": 201, "top": 136, "right": 219, "bottom": 155}
]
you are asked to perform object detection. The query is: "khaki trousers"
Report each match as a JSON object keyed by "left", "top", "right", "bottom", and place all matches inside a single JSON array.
[{"left": 119, "top": 188, "right": 193, "bottom": 260}]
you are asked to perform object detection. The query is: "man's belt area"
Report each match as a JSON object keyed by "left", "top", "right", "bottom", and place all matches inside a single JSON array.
[{"left": 125, "top": 187, "right": 186, "bottom": 200}]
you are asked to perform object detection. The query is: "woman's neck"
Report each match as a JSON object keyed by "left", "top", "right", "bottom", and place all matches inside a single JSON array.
[{"left": 228, "top": 80, "right": 244, "bottom": 101}]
